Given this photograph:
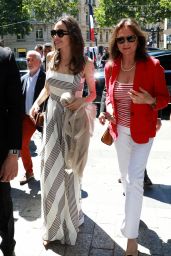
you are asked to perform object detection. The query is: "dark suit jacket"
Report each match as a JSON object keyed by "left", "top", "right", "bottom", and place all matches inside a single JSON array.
[
  {"left": 21, "top": 68, "right": 46, "bottom": 114},
  {"left": 0, "top": 47, "right": 22, "bottom": 164}
]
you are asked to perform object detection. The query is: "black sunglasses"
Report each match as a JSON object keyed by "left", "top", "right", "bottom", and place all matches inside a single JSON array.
[
  {"left": 116, "top": 35, "right": 137, "bottom": 44},
  {"left": 51, "top": 29, "right": 70, "bottom": 38}
]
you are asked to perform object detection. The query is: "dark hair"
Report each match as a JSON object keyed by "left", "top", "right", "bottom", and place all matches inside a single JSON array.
[
  {"left": 109, "top": 18, "right": 147, "bottom": 61},
  {"left": 52, "top": 16, "right": 85, "bottom": 74},
  {"left": 35, "top": 44, "right": 43, "bottom": 51}
]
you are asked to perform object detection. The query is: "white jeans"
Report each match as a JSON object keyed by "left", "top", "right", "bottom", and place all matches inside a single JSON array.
[{"left": 115, "top": 125, "right": 153, "bottom": 239}]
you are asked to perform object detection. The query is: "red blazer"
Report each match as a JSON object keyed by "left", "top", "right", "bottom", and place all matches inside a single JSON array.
[{"left": 105, "top": 56, "right": 170, "bottom": 144}]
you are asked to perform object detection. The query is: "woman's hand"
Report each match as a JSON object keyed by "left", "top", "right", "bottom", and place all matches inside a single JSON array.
[
  {"left": 29, "top": 102, "right": 40, "bottom": 119},
  {"left": 99, "top": 112, "right": 106, "bottom": 125},
  {"left": 99, "top": 112, "right": 116, "bottom": 125},
  {"left": 65, "top": 98, "right": 85, "bottom": 111},
  {"left": 156, "top": 118, "right": 162, "bottom": 132},
  {"left": 0, "top": 155, "right": 18, "bottom": 182},
  {"left": 128, "top": 87, "right": 156, "bottom": 105}
]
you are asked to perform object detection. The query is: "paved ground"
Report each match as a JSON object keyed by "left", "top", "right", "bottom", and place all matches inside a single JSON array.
[{"left": 10, "top": 119, "right": 171, "bottom": 256}]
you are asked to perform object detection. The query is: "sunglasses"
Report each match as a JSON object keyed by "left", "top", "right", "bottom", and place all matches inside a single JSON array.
[
  {"left": 51, "top": 29, "right": 70, "bottom": 38},
  {"left": 116, "top": 35, "right": 137, "bottom": 44}
]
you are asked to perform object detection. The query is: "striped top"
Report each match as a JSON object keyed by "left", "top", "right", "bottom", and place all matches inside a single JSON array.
[{"left": 114, "top": 81, "right": 133, "bottom": 127}]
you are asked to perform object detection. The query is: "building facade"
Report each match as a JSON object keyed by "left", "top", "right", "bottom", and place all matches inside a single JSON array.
[
  {"left": 2, "top": 0, "right": 112, "bottom": 57},
  {"left": 2, "top": 1, "right": 170, "bottom": 57}
]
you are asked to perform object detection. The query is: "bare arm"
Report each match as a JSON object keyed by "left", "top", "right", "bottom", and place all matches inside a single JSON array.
[
  {"left": 30, "top": 83, "right": 49, "bottom": 118},
  {"left": 84, "top": 59, "right": 96, "bottom": 103},
  {"left": 65, "top": 59, "right": 96, "bottom": 111}
]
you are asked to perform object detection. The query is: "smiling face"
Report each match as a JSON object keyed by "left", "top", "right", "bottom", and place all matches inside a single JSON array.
[
  {"left": 52, "top": 21, "right": 70, "bottom": 50},
  {"left": 116, "top": 25, "right": 138, "bottom": 58}
]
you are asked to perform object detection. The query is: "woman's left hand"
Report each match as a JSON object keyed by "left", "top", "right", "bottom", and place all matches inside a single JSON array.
[
  {"left": 128, "top": 87, "right": 156, "bottom": 105},
  {"left": 65, "top": 98, "right": 85, "bottom": 111}
]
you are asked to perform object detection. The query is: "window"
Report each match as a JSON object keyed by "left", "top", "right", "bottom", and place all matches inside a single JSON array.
[
  {"left": 17, "top": 34, "right": 25, "bottom": 41},
  {"left": 92, "top": 0, "right": 96, "bottom": 5},
  {"left": 167, "top": 19, "right": 171, "bottom": 28},
  {"left": 106, "top": 31, "right": 109, "bottom": 42},
  {"left": 166, "top": 35, "right": 171, "bottom": 43},
  {"left": 157, "top": 54, "right": 171, "bottom": 70},
  {"left": 36, "top": 28, "right": 43, "bottom": 40},
  {"left": 86, "top": 30, "right": 90, "bottom": 41},
  {"left": 99, "top": 31, "right": 103, "bottom": 42}
]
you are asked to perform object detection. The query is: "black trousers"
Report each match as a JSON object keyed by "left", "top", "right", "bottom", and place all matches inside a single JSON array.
[{"left": 0, "top": 152, "right": 15, "bottom": 255}]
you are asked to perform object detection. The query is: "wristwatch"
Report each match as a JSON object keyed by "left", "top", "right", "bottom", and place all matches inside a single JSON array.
[{"left": 8, "top": 149, "right": 20, "bottom": 156}]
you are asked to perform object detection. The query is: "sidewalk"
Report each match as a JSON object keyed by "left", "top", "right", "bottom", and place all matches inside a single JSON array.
[{"left": 11, "top": 120, "right": 171, "bottom": 256}]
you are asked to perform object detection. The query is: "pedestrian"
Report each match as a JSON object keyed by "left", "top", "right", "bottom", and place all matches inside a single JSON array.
[
  {"left": 30, "top": 16, "right": 96, "bottom": 246},
  {"left": 99, "top": 88, "right": 162, "bottom": 186},
  {"left": 100, "top": 47, "right": 109, "bottom": 67},
  {"left": 20, "top": 50, "right": 46, "bottom": 185},
  {"left": 42, "top": 42, "right": 52, "bottom": 70},
  {"left": 99, "top": 18, "right": 169, "bottom": 255},
  {"left": 34, "top": 44, "right": 44, "bottom": 59},
  {"left": 0, "top": 46, "right": 22, "bottom": 256}
]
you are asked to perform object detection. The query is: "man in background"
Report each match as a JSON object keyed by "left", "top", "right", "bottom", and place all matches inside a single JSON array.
[
  {"left": 20, "top": 50, "right": 46, "bottom": 185},
  {"left": 34, "top": 44, "right": 43, "bottom": 59},
  {"left": 0, "top": 44, "right": 23, "bottom": 256},
  {"left": 43, "top": 42, "right": 52, "bottom": 70}
]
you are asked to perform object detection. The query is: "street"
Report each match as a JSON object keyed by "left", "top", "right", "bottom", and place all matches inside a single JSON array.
[{"left": 11, "top": 119, "right": 171, "bottom": 256}]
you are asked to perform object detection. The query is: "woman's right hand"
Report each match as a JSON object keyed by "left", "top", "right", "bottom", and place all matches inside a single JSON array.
[
  {"left": 99, "top": 112, "right": 106, "bottom": 125},
  {"left": 29, "top": 102, "right": 40, "bottom": 119},
  {"left": 99, "top": 112, "right": 116, "bottom": 125}
]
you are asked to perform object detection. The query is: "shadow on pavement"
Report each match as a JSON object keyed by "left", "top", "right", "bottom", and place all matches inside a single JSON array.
[
  {"left": 11, "top": 179, "right": 41, "bottom": 221},
  {"left": 44, "top": 214, "right": 125, "bottom": 256},
  {"left": 30, "top": 140, "right": 38, "bottom": 157},
  {"left": 144, "top": 184, "right": 171, "bottom": 204},
  {"left": 81, "top": 189, "right": 88, "bottom": 199},
  {"left": 139, "top": 220, "right": 171, "bottom": 255}
]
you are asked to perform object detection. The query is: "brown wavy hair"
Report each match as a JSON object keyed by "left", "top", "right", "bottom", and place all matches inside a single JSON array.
[
  {"left": 109, "top": 18, "right": 147, "bottom": 61},
  {"left": 51, "top": 16, "right": 85, "bottom": 75}
]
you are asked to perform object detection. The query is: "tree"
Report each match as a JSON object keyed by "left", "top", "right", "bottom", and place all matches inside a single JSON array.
[
  {"left": 94, "top": 0, "right": 171, "bottom": 27},
  {"left": 23, "top": 0, "right": 78, "bottom": 23},
  {"left": 0, "top": 0, "right": 30, "bottom": 37},
  {"left": 0, "top": 0, "right": 78, "bottom": 37}
]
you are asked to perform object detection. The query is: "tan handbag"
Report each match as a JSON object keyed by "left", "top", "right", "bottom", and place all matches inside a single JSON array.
[{"left": 101, "top": 128, "right": 113, "bottom": 146}]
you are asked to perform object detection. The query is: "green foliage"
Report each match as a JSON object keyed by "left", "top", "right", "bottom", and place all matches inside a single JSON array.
[
  {"left": 94, "top": 0, "right": 171, "bottom": 27},
  {"left": 23, "top": 0, "right": 78, "bottom": 22},
  {"left": 0, "top": 0, "right": 78, "bottom": 36},
  {"left": 0, "top": 0, "right": 30, "bottom": 36}
]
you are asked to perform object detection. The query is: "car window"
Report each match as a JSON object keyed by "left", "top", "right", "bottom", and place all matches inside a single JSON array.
[
  {"left": 156, "top": 55, "right": 171, "bottom": 70},
  {"left": 16, "top": 59, "right": 27, "bottom": 70}
]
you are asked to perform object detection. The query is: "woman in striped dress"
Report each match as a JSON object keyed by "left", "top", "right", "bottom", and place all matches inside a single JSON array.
[
  {"left": 30, "top": 16, "right": 96, "bottom": 246},
  {"left": 99, "top": 18, "right": 169, "bottom": 256}
]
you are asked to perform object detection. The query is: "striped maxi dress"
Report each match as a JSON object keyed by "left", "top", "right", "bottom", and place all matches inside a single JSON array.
[{"left": 41, "top": 70, "right": 85, "bottom": 245}]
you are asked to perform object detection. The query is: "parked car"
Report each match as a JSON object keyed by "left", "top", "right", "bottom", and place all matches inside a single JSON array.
[
  {"left": 15, "top": 58, "right": 28, "bottom": 77},
  {"left": 84, "top": 50, "right": 171, "bottom": 118}
]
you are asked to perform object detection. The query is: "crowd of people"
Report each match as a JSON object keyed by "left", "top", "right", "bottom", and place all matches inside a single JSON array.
[{"left": 0, "top": 16, "right": 170, "bottom": 256}]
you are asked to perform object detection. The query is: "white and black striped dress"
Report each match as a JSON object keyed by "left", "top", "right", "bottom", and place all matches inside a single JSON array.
[{"left": 41, "top": 70, "right": 84, "bottom": 245}]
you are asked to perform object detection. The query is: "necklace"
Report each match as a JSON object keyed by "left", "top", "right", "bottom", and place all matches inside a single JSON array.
[{"left": 121, "top": 60, "right": 136, "bottom": 72}]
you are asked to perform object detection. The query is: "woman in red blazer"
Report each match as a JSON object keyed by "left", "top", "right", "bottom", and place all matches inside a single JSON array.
[{"left": 99, "top": 18, "right": 169, "bottom": 256}]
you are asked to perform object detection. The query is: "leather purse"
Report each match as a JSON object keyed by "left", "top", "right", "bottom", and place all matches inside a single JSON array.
[
  {"left": 33, "top": 102, "right": 46, "bottom": 127},
  {"left": 35, "top": 111, "right": 45, "bottom": 127},
  {"left": 101, "top": 127, "right": 113, "bottom": 146}
]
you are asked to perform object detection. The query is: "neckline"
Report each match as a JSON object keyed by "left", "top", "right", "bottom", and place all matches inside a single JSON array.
[
  {"left": 116, "top": 80, "right": 133, "bottom": 85},
  {"left": 121, "top": 60, "right": 136, "bottom": 72}
]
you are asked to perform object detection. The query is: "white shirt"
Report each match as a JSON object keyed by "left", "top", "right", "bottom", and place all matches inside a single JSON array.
[{"left": 25, "top": 69, "right": 40, "bottom": 115}]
